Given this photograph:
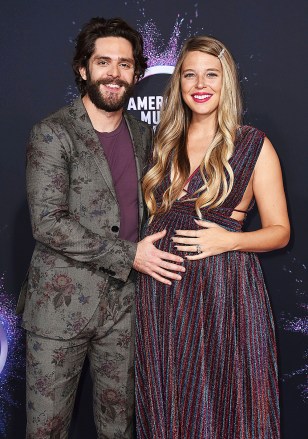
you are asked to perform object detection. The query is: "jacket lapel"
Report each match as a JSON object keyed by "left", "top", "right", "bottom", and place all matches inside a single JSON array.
[
  {"left": 68, "top": 98, "right": 117, "bottom": 199},
  {"left": 124, "top": 112, "right": 147, "bottom": 225},
  {"left": 68, "top": 98, "right": 147, "bottom": 226}
]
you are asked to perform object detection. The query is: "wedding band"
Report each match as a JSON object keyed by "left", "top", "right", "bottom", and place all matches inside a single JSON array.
[{"left": 196, "top": 244, "right": 202, "bottom": 254}]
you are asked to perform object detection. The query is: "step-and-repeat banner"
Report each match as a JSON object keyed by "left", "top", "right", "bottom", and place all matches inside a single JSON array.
[{"left": 0, "top": 1, "right": 307, "bottom": 437}]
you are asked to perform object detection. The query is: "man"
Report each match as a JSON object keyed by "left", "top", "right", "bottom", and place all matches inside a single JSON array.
[{"left": 17, "top": 17, "right": 184, "bottom": 438}]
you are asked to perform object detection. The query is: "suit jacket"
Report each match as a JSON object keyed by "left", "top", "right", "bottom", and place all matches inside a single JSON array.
[{"left": 16, "top": 97, "right": 153, "bottom": 339}]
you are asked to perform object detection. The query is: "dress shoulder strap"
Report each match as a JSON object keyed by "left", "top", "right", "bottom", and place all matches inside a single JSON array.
[{"left": 227, "top": 125, "right": 266, "bottom": 209}]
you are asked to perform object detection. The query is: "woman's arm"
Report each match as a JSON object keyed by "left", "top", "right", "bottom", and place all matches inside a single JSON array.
[{"left": 172, "top": 137, "right": 290, "bottom": 259}]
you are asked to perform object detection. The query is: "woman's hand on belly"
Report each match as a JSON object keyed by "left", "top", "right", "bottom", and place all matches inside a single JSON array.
[{"left": 172, "top": 219, "right": 235, "bottom": 260}]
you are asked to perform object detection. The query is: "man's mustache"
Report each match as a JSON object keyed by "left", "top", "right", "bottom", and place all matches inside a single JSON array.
[{"left": 95, "top": 78, "right": 130, "bottom": 89}]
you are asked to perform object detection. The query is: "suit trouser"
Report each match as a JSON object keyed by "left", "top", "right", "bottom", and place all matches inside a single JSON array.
[{"left": 25, "top": 277, "right": 135, "bottom": 439}]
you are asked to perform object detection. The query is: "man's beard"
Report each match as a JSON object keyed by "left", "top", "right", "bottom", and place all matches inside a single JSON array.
[{"left": 86, "top": 77, "right": 135, "bottom": 112}]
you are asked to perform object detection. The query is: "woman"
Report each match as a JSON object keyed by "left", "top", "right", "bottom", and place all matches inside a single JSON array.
[{"left": 135, "top": 36, "right": 290, "bottom": 438}]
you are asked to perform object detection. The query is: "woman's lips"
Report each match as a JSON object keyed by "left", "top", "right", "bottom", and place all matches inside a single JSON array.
[{"left": 191, "top": 93, "right": 213, "bottom": 103}]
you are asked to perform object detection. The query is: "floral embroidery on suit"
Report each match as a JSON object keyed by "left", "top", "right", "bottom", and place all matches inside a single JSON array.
[{"left": 18, "top": 97, "right": 153, "bottom": 340}]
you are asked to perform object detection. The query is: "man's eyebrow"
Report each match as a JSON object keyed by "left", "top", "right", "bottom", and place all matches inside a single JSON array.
[
  {"left": 93, "top": 55, "right": 134, "bottom": 64},
  {"left": 118, "top": 57, "right": 135, "bottom": 64}
]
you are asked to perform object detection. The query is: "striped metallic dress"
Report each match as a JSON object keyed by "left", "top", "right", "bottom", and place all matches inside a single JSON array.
[{"left": 135, "top": 126, "right": 280, "bottom": 439}]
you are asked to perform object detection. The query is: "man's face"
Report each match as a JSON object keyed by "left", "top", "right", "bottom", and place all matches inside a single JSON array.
[{"left": 80, "top": 36, "right": 136, "bottom": 112}]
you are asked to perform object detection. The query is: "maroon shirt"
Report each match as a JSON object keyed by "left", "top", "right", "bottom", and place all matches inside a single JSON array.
[{"left": 96, "top": 117, "right": 138, "bottom": 242}]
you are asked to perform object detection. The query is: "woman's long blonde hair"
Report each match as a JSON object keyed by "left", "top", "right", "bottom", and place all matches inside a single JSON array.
[{"left": 143, "top": 36, "right": 243, "bottom": 218}]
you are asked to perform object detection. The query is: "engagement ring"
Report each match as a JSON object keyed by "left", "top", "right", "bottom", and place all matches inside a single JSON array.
[{"left": 196, "top": 244, "right": 202, "bottom": 254}]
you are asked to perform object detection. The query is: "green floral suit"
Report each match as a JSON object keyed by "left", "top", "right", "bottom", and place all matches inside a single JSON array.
[{"left": 17, "top": 97, "right": 152, "bottom": 438}]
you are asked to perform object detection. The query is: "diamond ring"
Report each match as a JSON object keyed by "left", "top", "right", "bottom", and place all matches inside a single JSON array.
[{"left": 196, "top": 244, "right": 202, "bottom": 254}]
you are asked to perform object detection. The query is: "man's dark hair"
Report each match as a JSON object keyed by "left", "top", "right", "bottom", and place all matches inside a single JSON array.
[{"left": 72, "top": 17, "right": 148, "bottom": 96}]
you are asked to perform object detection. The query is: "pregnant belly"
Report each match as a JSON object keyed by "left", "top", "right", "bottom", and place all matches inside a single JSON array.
[{"left": 143, "top": 210, "right": 199, "bottom": 254}]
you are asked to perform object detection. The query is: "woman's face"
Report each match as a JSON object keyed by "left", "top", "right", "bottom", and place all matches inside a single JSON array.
[{"left": 180, "top": 50, "right": 223, "bottom": 120}]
